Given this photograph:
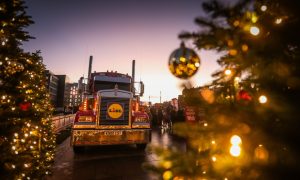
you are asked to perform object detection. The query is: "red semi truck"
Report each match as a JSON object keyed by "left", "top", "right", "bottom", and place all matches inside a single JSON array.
[{"left": 71, "top": 61, "right": 151, "bottom": 152}]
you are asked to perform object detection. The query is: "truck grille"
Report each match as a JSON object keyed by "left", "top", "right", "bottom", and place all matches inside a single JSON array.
[{"left": 99, "top": 97, "right": 130, "bottom": 125}]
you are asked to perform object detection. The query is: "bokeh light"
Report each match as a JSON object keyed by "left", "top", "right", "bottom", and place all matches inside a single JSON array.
[{"left": 250, "top": 26, "right": 260, "bottom": 36}]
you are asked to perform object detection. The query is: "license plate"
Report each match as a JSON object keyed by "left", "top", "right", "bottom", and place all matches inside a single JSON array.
[{"left": 104, "top": 131, "right": 123, "bottom": 136}]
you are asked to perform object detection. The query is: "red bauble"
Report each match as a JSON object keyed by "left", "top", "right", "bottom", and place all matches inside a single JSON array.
[
  {"left": 19, "top": 102, "right": 31, "bottom": 111},
  {"left": 237, "top": 90, "right": 252, "bottom": 101}
]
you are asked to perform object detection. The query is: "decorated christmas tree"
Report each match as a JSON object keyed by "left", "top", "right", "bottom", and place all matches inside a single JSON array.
[
  {"left": 145, "top": 0, "right": 300, "bottom": 179},
  {"left": 0, "top": 0, "right": 56, "bottom": 179}
]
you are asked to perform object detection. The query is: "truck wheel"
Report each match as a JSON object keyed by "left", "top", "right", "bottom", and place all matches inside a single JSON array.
[
  {"left": 73, "top": 146, "right": 84, "bottom": 153},
  {"left": 136, "top": 144, "right": 147, "bottom": 150}
]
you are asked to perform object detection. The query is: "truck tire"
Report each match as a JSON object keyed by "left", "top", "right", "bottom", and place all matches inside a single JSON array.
[{"left": 136, "top": 144, "right": 147, "bottom": 150}]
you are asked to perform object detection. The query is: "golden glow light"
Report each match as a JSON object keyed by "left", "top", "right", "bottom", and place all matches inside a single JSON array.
[
  {"left": 233, "top": 20, "right": 240, "bottom": 27},
  {"left": 275, "top": 18, "right": 282, "bottom": 24},
  {"left": 229, "top": 49, "right": 237, "bottom": 56},
  {"left": 227, "top": 40, "right": 234, "bottom": 46},
  {"left": 230, "top": 135, "right": 242, "bottom": 157},
  {"left": 259, "top": 95, "right": 267, "bottom": 104},
  {"left": 261, "top": 5, "right": 267, "bottom": 11},
  {"left": 225, "top": 69, "right": 232, "bottom": 75},
  {"left": 230, "top": 135, "right": 242, "bottom": 145},
  {"left": 250, "top": 26, "right": 260, "bottom": 36},
  {"left": 254, "top": 144, "right": 269, "bottom": 161},
  {"left": 251, "top": 14, "right": 258, "bottom": 23},
  {"left": 83, "top": 99, "right": 88, "bottom": 110},
  {"left": 230, "top": 145, "right": 241, "bottom": 157},
  {"left": 163, "top": 170, "right": 173, "bottom": 180},
  {"left": 162, "top": 161, "right": 172, "bottom": 169},
  {"left": 212, "top": 156, "right": 217, "bottom": 162},
  {"left": 242, "top": 44, "right": 248, "bottom": 52}
]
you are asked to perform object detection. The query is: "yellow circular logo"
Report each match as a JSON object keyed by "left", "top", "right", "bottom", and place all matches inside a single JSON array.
[{"left": 107, "top": 103, "right": 124, "bottom": 119}]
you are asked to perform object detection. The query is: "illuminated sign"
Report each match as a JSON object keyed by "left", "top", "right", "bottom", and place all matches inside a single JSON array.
[{"left": 107, "top": 103, "right": 124, "bottom": 119}]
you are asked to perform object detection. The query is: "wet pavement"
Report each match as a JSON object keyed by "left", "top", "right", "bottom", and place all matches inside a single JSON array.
[{"left": 46, "top": 127, "right": 186, "bottom": 180}]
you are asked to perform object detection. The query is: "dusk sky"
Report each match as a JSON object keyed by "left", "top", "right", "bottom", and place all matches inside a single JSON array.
[{"left": 23, "top": 0, "right": 221, "bottom": 103}]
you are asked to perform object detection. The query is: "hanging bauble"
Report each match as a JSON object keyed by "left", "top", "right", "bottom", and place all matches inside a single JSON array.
[
  {"left": 168, "top": 42, "right": 200, "bottom": 79},
  {"left": 19, "top": 102, "right": 31, "bottom": 111},
  {"left": 254, "top": 145, "right": 269, "bottom": 163}
]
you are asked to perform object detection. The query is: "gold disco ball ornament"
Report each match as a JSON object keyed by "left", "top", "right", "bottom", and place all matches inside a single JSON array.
[{"left": 168, "top": 42, "right": 200, "bottom": 79}]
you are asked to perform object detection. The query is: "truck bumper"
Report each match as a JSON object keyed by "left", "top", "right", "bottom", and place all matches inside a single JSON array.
[{"left": 71, "top": 129, "right": 151, "bottom": 146}]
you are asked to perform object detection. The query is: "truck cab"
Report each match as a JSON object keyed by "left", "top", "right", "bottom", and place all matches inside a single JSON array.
[{"left": 71, "top": 71, "right": 151, "bottom": 152}]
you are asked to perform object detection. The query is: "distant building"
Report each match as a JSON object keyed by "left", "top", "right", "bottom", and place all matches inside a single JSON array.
[
  {"left": 66, "top": 83, "right": 83, "bottom": 108},
  {"left": 56, "top": 75, "right": 70, "bottom": 109},
  {"left": 45, "top": 71, "right": 85, "bottom": 113},
  {"left": 45, "top": 70, "right": 59, "bottom": 107}
]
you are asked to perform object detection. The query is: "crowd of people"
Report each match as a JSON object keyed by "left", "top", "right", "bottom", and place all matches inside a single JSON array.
[{"left": 146, "top": 103, "right": 185, "bottom": 129}]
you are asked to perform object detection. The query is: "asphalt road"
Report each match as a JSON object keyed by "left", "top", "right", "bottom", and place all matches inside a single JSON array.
[{"left": 46, "top": 127, "right": 186, "bottom": 180}]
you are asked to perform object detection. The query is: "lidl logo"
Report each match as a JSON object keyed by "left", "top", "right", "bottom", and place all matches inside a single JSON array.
[{"left": 107, "top": 103, "right": 124, "bottom": 119}]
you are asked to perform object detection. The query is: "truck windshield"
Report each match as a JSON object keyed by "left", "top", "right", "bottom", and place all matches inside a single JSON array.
[{"left": 93, "top": 81, "right": 131, "bottom": 91}]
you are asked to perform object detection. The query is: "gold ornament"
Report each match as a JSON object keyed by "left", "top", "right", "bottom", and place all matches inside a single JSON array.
[
  {"left": 254, "top": 145, "right": 269, "bottom": 162},
  {"left": 168, "top": 42, "right": 200, "bottom": 79}
]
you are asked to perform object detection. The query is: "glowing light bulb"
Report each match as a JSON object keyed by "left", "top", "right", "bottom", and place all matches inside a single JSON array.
[
  {"left": 212, "top": 156, "right": 217, "bottom": 162},
  {"left": 227, "top": 40, "right": 234, "bottom": 46},
  {"left": 225, "top": 69, "right": 232, "bottom": 75},
  {"left": 275, "top": 18, "right": 282, "bottom": 24},
  {"left": 261, "top": 5, "right": 267, "bottom": 11},
  {"left": 230, "top": 135, "right": 242, "bottom": 145},
  {"left": 242, "top": 44, "right": 248, "bottom": 52},
  {"left": 229, "top": 49, "right": 237, "bottom": 56},
  {"left": 234, "top": 77, "right": 240, "bottom": 82},
  {"left": 251, "top": 15, "right": 258, "bottom": 23},
  {"left": 162, "top": 161, "right": 172, "bottom": 169},
  {"left": 163, "top": 171, "right": 173, "bottom": 180},
  {"left": 250, "top": 26, "right": 260, "bottom": 36},
  {"left": 211, "top": 140, "right": 216, "bottom": 144},
  {"left": 233, "top": 20, "right": 239, "bottom": 27},
  {"left": 259, "top": 95, "right": 267, "bottom": 104},
  {"left": 230, "top": 145, "right": 241, "bottom": 157}
]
